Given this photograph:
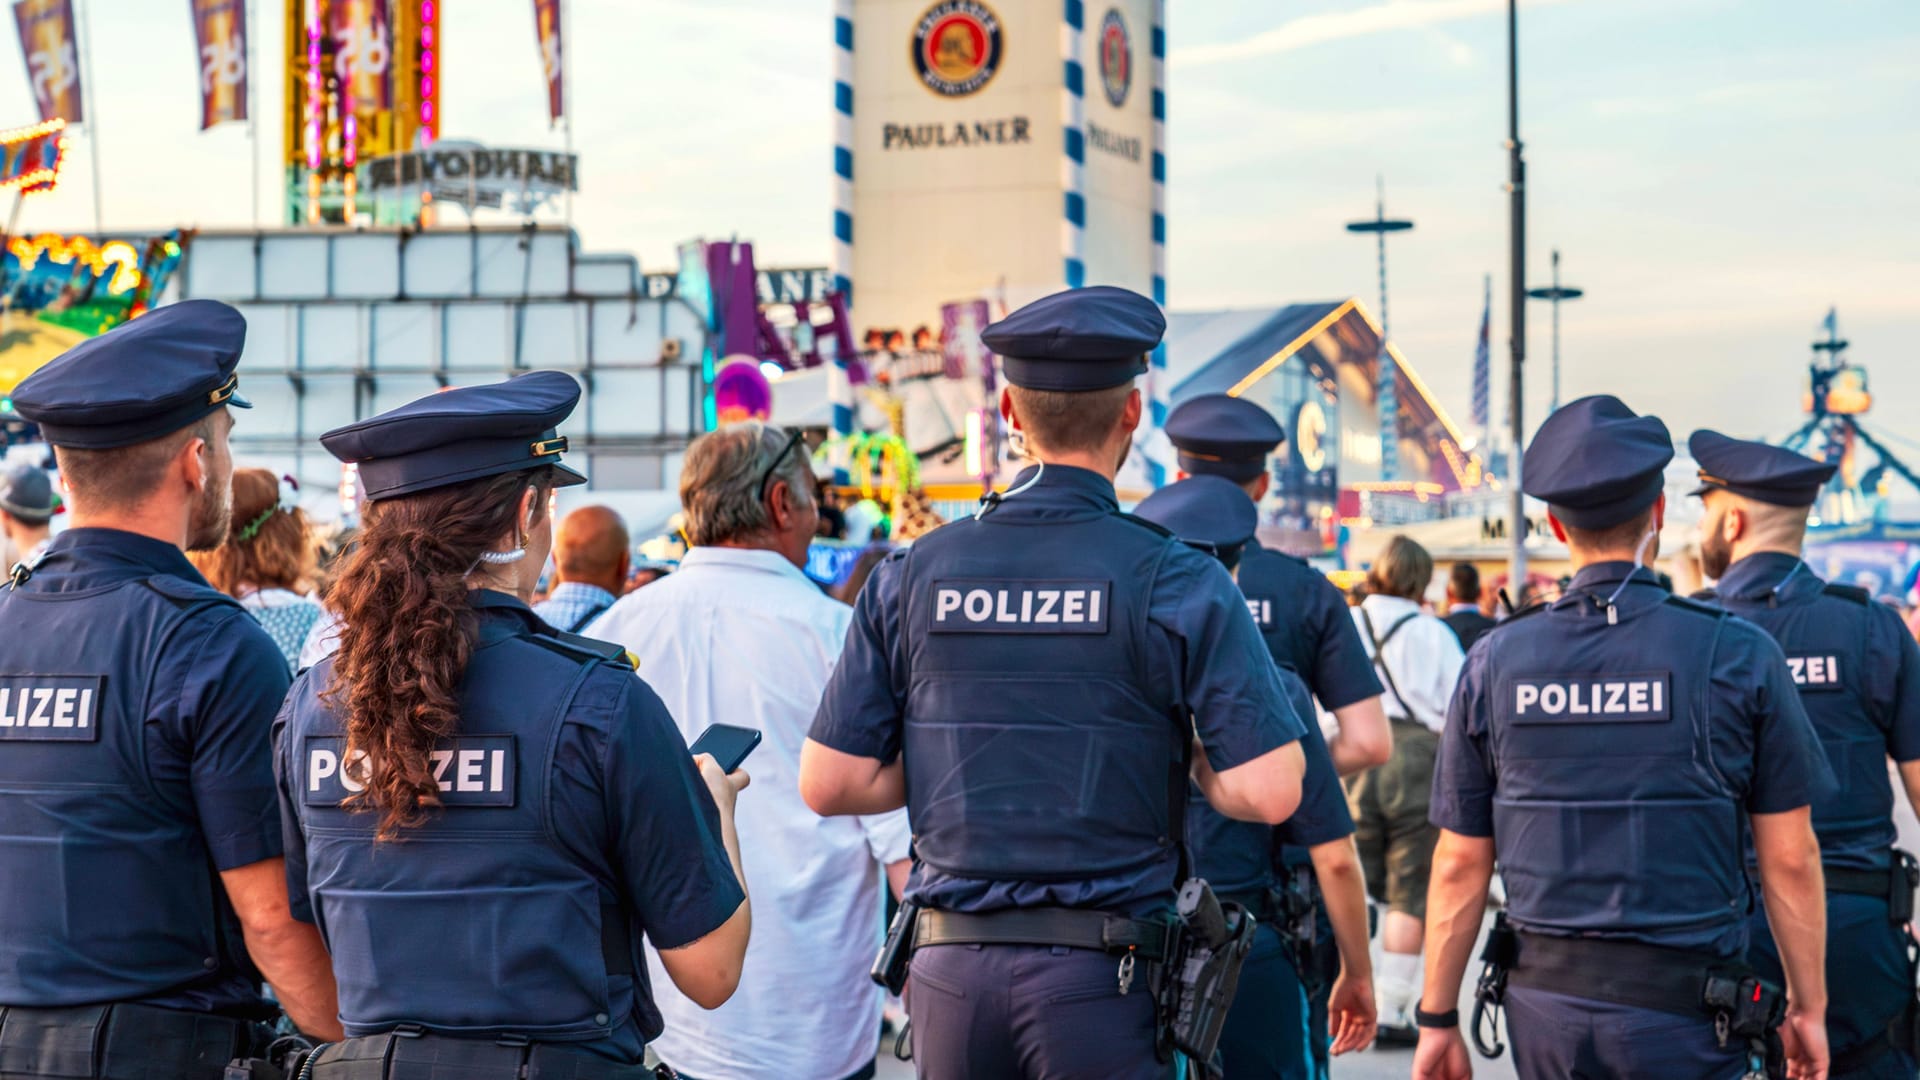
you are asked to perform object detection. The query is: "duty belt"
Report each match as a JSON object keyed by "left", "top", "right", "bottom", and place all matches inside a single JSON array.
[
  {"left": 0, "top": 1001, "right": 269, "bottom": 1079},
  {"left": 912, "top": 907, "right": 1171, "bottom": 961},
  {"left": 299, "top": 1029, "right": 671, "bottom": 1080}
]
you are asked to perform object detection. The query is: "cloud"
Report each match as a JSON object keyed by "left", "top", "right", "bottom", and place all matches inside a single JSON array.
[{"left": 1171, "top": 0, "right": 1572, "bottom": 66}]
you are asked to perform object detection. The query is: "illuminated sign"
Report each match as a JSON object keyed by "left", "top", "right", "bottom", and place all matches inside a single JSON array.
[
  {"left": 363, "top": 143, "right": 577, "bottom": 214},
  {"left": 1295, "top": 400, "right": 1328, "bottom": 473}
]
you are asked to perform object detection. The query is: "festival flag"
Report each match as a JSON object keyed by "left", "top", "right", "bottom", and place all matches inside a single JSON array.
[
  {"left": 532, "top": 0, "right": 563, "bottom": 124},
  {"left": 188, "top": 0, "right": 248, "bottom": 129},
  {"left": 12, "top": 0, "right": 81, "bottom": 126},
  {"left": 329, "top": 0, "right": 391, "bottom": 113},
  {"left": 1471, "top": 274, "right": 1491, "bottom": 430}
]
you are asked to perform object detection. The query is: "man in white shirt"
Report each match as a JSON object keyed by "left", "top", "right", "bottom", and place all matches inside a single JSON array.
[
  {"left": 1346, "top": 535, "right": 1465, "bottom": 1044},
  {"left": 588, "top": 423, "right": 910, "bottom": 1080}
]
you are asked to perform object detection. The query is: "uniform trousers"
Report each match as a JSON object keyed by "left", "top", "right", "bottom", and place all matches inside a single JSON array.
[
  {"left": 907, "top": 942, "right": 1173, "bottom": 1080},
  {"left": 1747, "top": 890, "right": 1918, "bottom": 1080},
  {"left": 1215, "top": 922, "right": 1329, "bottom": 1080},
  {"left": 1505, "top": 986, "right": 1751, "bottom": 1080}
]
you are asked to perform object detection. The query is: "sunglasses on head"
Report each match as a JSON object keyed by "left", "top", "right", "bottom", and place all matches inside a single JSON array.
[{"left": 757, "top": 428, "right": 806, "bottom": 503}]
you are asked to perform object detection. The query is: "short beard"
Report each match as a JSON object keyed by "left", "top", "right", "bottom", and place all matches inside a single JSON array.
[
  {"left": 185, "top": 483, "right": 231, "bottom": 552},
  {"left": 1700, "top": 530, "right": 1731, "bottom": 581}
]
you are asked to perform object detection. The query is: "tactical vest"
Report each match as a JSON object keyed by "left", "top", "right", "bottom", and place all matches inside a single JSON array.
[
  {"left": 1236, "top": 545, "right": 1312, "bottom": 679},
  {"left": 0, "top": 574, "right": 250, "bottom": 1006},
  {"left": 285, "top": 615, "right": 638, "bottom": 1042},
  {"left": 898, "top": 510, "right": 1187, "bottom": 885},
  {"left": 1486, "top": 592, "right": 1748, "bottom": 942},
  {"left": 1714, "top": 582, "right": 1891, "bottom": 872}
]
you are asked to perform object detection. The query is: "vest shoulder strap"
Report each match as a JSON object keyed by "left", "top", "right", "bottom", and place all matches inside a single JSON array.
[
  {"left": 139, "top": 574, "right": 244, "bottom": 612},
  {"left": 528, "top": 630, "right": 635, "bottom": 671},
  {"left": 1821, "top": 583, "right": 1872, "bottom": 606},
  {"left": 1484, "top": 601, "right": 1547, "bottom": 636},
  {"left": 1690, "top": 587, "right": 1720, "bottom": 603},
  {"left": 1115, "top": 511, "right": 1175, "bottom": 539},
  {"left": 1663, "top": 592, "right": 1729, "bottom": 620}
]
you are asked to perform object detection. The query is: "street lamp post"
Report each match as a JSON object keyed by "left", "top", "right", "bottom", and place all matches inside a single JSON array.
[
  {"left": 1345, "top": 177, "right": 1414, "bottom": 483},
  {"left": 1526, "top": 248, "right": 1584, "bottom": 415},
  {"left": 1505, "top": 0, "right": 1529, "bottom": 600}
]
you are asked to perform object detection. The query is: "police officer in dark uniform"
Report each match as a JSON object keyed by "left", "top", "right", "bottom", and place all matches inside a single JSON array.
[
  {"left": 0, "top": 300, "right": 343, "bottom": 1078},
  {"left": 1414, "top": 395, "right": 1834, "bottom": 1080},
  {"left": 1689, "top": 429, "right": 1920, "bottom": 1079},
  {"left": 1136, "top": 475, "right": 1377, "bottom": 1079},
  {"left": 800, "top": 286, "right": 1310, "bottom": 1080},
  {"left": 277, "top": 372, "right": 751, "bottom": 1079},
  {"left": 1163, "top": 394, "right": 1390, "bottom": 777}
]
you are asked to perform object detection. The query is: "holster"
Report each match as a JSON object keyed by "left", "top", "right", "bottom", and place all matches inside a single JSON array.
[
  {"left": 1157, "top": 879, "right": 1256, "bottom": 1077},
  {"left": 870, "top": 899, "right": 920, "bottom": 996},
  {"left": 1275, "top": 867, "right": 1332, "bottom": 1000}
]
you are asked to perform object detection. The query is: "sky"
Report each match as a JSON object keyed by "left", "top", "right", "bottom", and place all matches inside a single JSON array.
[{"left": 1, "top": 0, "right": 1914, "bottom": 458}]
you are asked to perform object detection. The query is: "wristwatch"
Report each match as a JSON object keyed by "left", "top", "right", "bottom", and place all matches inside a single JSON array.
[{"left": 1414, "top": 1006, "right": 1460, "bottom": 1029}]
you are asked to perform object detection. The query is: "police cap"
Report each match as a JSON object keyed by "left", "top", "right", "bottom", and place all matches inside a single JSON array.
[
  {"left": 11, "top": 300, "right": 252, "bottom": 449},
  {"left": 1164, "top": 394, "right": 1285, "bottom": 482},
  {"left": 1687, "top": 429, "right": 1835, "bottom": 507},
  {"left": 0, "top": 463, "right": 54, "bottom": 522},
  {"left": 1133, "top": 475, "right": 1258, "bottom": 561},
  {"left": 981, "top": 286, "right": 1164, "bottom": 392},
  {"left": 322, "top": 371, "right": 589, "bottom": 501},
  {"left": 1522, "top": 394, "right": 1673, "bottom": 529}
]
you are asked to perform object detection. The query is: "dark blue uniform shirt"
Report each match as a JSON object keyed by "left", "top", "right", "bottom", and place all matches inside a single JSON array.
[
  {"left": 1236, "top": 542, "right": 1382, "bottom": 710},
  {"left": 1432, "top": 562, "right": 1833, "bottom": 956},
  {"left": 0, "top": 528, "right": 288, "bottom": 1015},
  {"left": 1188, "top": 666, "right": 1354, "bottom": 897},
  {"left": 276, "top": 592, "right": 743, "bottom": 1061},
  {"left": 810, "top": 465, "right": 1306, "bottom": 915}
]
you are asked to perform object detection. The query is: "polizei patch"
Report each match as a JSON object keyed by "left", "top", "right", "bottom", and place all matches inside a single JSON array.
[
  {"left": 929, "top": 579, "right": 1111, "bottom": 634},
  {"left": 0, "top": 675, "right": 103, "bottom": 741},
  {"left": 1785, "top": 654, "right": 1842, "bottom": 692},
  {"left": 305, "top": 735, "right": 516, "bottom": 807},
  {"left": 912, "top": 1, "right": 1002, "bottom": 98},
  {"left": 1510, "top": 673, "right": 1671, "bottom": 724}
]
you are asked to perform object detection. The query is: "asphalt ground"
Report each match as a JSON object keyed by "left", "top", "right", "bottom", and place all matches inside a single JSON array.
[{"left": 871, "top": 765, "right": 1919, "bottom": 1079}]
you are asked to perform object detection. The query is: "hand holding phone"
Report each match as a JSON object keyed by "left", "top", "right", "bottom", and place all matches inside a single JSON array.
[{"left": 689, "top": 723, "right": 761, "bottom": 773}]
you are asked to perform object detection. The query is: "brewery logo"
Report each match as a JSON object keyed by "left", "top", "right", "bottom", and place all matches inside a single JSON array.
[
  {"left": 1098, "top": 9, "right": 1131, "bottom": 108},
  {"left": 912, "top": 1, "right": 1003, "bottom": 98},
  {"left": 1295, "top": 400, "right": 1329, "bottom": 473}
]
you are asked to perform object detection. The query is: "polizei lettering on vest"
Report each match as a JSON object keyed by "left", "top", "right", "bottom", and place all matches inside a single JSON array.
[
  {"left": 929, "top": 578, "right": 1112, "bottom": 634},
  {"left": 0, "top": 675, "right": 104, "bottom": 741},
  {"left": 1510, "top": 672, "right": 1672, "bottom": 724},
  {"left": 1244, "top": 596, "right": 1274, "bottom": 629},
  {"left": 305, "top": 734, "right": 517, "bottom": 808},
  {"left": 1785, "top": 655, "right": 1842, "bottom": 690}
]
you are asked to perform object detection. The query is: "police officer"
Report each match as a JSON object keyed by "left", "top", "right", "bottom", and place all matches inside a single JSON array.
[
  {"left": 1413, "top": 395, "right": 1834, "bottom": 1080},
  {"left": 1689, "top": 429, "right": 1920, "bottom": 1079},
  {"left": 1163, "top": 393, "right": 1390, "bottom": 776},
  {"left": 0, "top": 300, "right": 342, "bottom": 1078},
  {"left": 800, "top": 286, "right": 1310, "bottom": 1080},
  {"left": 277, "top": 372, "right": 751, "bottom": 1079},
  {"left": 1136, "top": 475, "right": 1377, "bottom": 1078}
]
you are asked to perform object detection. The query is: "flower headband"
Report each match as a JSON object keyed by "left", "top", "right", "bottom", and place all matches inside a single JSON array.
[{"left": 237, "top": 475, "right": 300, "bottom": 542}]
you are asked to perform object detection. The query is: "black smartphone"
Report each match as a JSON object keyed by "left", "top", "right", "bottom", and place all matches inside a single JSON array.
[{"left": 688, "top": 723, "right": 762, "bottom": 773}]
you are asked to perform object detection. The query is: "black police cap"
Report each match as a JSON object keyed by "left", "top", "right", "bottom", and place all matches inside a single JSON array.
[
  {"left": 11, "top": 299, "right": 252, "bottom": 449},
  {"left": 1522, "top": 394, "right": 1674, "bottom": 530},
  {"left": 322, "top": 371, "right": 588, "bottom": 501},
  {"left": 1164, "top": 394, "right": 1285, "bottom": 483},
  {"left": 981, "top": 286, "right": 1165, "bottom": 392},
  {"left": 1687, "top": 429, "right": 1835, "bottom": 508}
]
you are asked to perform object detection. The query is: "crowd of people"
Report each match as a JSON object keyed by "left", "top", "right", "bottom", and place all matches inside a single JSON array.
[{"left": 0, "top": 286, "right": 1914, "bottom": 1080}]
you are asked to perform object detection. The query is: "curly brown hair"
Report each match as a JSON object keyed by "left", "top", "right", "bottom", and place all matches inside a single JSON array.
[
  {"left": 323, "top": 467, "right": 554, "bottom": 839},
  {"left": 189, "top": 468, "right": 317, "bottom": 596}
]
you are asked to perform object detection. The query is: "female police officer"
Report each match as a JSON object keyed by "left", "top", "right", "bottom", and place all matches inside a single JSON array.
[{"left": 276, "top": 371, "right": 752, "bottom": 1079}]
